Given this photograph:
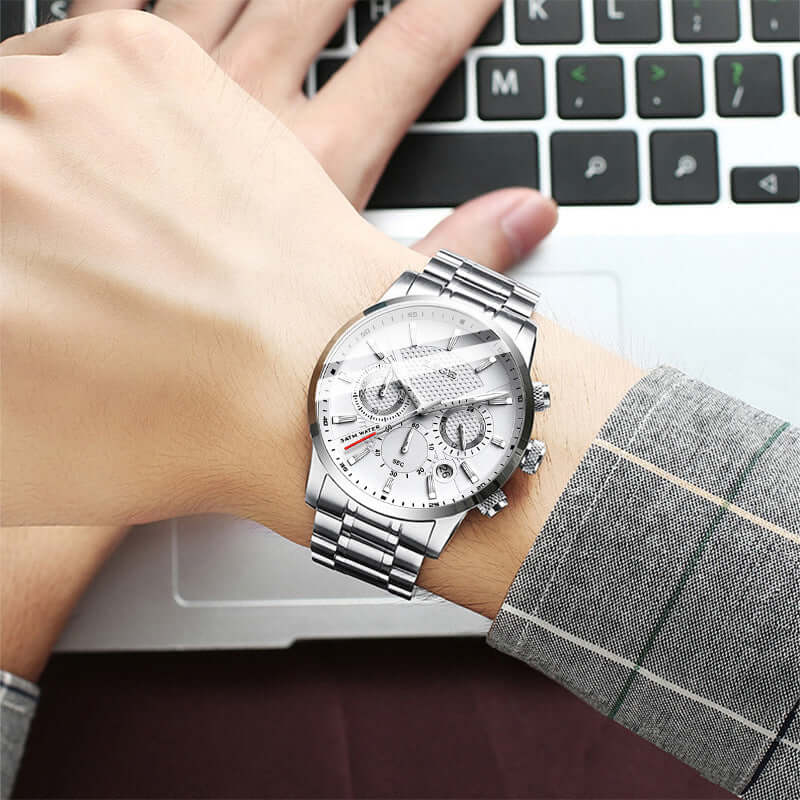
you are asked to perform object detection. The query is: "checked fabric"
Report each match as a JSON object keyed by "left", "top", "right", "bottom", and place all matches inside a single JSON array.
[{"left": 489, "top": 366, "right": 800, "bottom": 798}]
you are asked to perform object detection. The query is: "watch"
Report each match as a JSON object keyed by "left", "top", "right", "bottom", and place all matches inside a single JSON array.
[{"left": 305, "top": 250, "right": 550, "bottom": 599}]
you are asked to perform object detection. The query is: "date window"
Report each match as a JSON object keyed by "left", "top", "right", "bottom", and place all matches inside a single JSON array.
[{"left": 436, "top": 463, "right": 454, "bottom": 480}]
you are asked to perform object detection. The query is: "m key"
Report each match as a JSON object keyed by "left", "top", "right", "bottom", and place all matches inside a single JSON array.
[{"left": 478, "top": 58, "right": 545, "bottom": 120}]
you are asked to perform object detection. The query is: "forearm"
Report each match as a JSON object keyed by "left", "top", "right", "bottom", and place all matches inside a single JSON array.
[{"left": 0, "top": 525, "right": 129, "bottom": 681}]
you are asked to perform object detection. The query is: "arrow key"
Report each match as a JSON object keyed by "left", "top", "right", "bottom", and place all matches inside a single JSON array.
[
  {"left": 731, "top": 167, "right": 800, "bottom": 203},
  {"left": 557, "top": 56, "right": 624, "bottom": 119},
  {"left": 637, "top": 55, "right": 704, "bottom": 118}
]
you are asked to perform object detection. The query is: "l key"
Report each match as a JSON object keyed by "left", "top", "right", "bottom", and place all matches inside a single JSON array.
[{"left": 594, "top": 0, "right": 661, "bottom": 43}]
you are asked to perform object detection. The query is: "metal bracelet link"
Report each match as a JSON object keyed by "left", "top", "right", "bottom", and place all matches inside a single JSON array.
[{"left": 310, "top": 477, "right": 429, "bottom": 600}]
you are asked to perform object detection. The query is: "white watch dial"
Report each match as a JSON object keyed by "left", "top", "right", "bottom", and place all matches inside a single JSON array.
[{"left": 314, "top": 302, "right": 530, "bottom": 515}]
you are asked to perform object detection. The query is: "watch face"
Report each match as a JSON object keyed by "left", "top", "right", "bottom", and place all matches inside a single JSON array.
[{"left": 310, "top": 298, "right": 533, "bottom": 519}]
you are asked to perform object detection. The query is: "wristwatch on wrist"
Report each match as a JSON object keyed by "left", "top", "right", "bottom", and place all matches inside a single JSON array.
[{"left": 305, "top": 250, "right": 550, "bottom": 599}]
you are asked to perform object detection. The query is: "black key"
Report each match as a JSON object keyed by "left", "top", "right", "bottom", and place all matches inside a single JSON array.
[
  {"left": 673, "top": 0, "right": 740, "bottom": 42},
  {"left": 558, "top": 56, "right": 624, "bottom": 119},
  {"left": 356, "top": 0, "right": 399, "bottom": 42},
  {"left": 37, "top": 1, "right": 68, "bottom": 24},
  {"left": 317, "top": 58, "right": 465, "bottom": 122},
  {"left": 476, "top": 9, "right": 505, "bottom": 45},
  {"left": 368, "top": 133, "right": 539, "bottom": 209},
  {"left": 650, "top": 130, "right": 719, "bottom": 204},
  {"left": 478, "top": 57, "right": 545, "bottom": 120},
  {"left": 1, "top": 0, "right": 25, "bottom": 41},
  {"left": 515, "top": 0, "right": 582, "bottom": 44},
  {"left": 594, "top": 0, "right": 661, "bottom": 43},
  {"left": 326, "top": 24, "right": 346, "bottom": 49},
  {"left": 637, "top": 56, "right": 704, "bottom": 118},
  {"left": 418, "top": 62, "right": 466, "bottom": 122},
  {"left": 796, "top": 55, "right": 800, "bottom": 113},
  {"left": 731, "top": 167, "right": 800, "bottom": 202},
  {"left": 316, "top": 58, "right": 346, "bottom": 90},
  {"left": 752, "top": 0, "right": 800, "bottom": 41},
  {"left": 716, "top": 55, "right": 783, "bottom": 116},
  {"left": 550, "top": 131, "right": 639, "bottom": 205}
]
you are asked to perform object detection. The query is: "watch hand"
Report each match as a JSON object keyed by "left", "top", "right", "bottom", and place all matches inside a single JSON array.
[
  {"left": 419, "top": 390, "right": 508, "bottom": 415},
  {"left": 377, "top": 365, "right": 393, "bottom": 398},
  {"left": 400, "top": 427, "right": 414, "bottom": 455},
  {"left": 458, "top": 423, "right": 466, "bottom": 451}
]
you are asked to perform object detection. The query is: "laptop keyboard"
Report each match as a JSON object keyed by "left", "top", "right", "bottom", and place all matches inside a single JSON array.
[{"left": 3, "top": 0, "right": 798, "bottom": 209}]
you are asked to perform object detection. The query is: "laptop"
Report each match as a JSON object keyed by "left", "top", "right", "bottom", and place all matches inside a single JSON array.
[{"left": 4, "top": 0, "right": 796, "bottom": 651}]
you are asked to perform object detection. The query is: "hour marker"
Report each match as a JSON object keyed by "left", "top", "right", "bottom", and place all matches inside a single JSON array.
[
  {"left": 490, "top": 436, "right": 506, "bottom": 448},
  {"left": 409, "top": 321, "right": 417, "bottom": 347},
  {"left": 474, "top": 356, "right": 496, "bottom": 373},
  {"left": 383, "top": 475, "right": 395, "bottom": 494},
  {"left": 426, "top": 474, "right": 437, "bottom": 501},
  {"left": 347, "top": 447, "right": 369, "bottom": 466},
  {"left": 366, "top": 339, "right": 385, "bottom": 360},
  {"left": 338, "top": 373, "right": 354, "bottom": 383},
  {"left": 332, "top": 414, "right": 357, "bottom": 424},
  {"left": 488, "top": 395, "right": 512, "bottom": 406},
  {"left": 461, "top": 460, "right": 479, "bottom": 484},
  {"left": 446, "top": 329, "right": 462, "bottom": 351}
]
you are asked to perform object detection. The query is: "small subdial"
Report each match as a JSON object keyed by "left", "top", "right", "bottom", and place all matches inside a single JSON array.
[
  {"left": 435, "top": 406, "right": 492, "bottom": 455},
  {"left": 379, "top": 425, "right": 433, "bottom": 474},
  {"left": 353, "top": 363, "right": 409, "bottom": 421}
]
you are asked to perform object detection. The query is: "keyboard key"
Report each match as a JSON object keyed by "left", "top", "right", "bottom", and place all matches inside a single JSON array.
[
  {"left": 752, "top": 0, "right": 800, "bottom": 41},
  {"left": 1, "top": 0, "right": 25, "bottom": 41},
  {"left": 637, "top": 56, "right": 704, "bottom": 118},
  {"left": 650, "top": 130, "right": 719, "bottom": 204},
  {"left": 515, "top": 0, "right": 582, "bottom": 44},
  {"left": 594, "top": 0, "right": 660, "bottom": 43},
  {"left": 368, "top": 133, "right": 539, "bottom": 209},
  {"left": 355, "top": 1, "right": 503, "bottom": 48},
  {"left": 475, "top": 9, "right": 505, "bottom": 45},
  {"left": 796, "top": 55, "right": 800, "bottom": 113},
  {"left": 731, "top": 167, "right": 800, "bottom": 202},
  {"left": 557, "top": 57, "right": 624, "bottom": 119},
  {"left": 356, "top": 0, "right": 399, "bottom": 42},
  {"left": 673, "top": 0, "right": 740, "bottom": 41},
  {"left": 317, "top": 58, "right": 466, "bottom": 122},
  {"left": 37, "top": 1, "right": 68, "bottom": 24},
  {"left": 550, "top": 131, "right": 639, "bottom": 205},
  {"left": 478, "top": 58, "right": 545, "bottom": 120},
  {"left": 326, "top": 24, "right": 346, "bottom": 49},
  {"left": 716, "top": 55, "right": 783, "bottom": 116}
]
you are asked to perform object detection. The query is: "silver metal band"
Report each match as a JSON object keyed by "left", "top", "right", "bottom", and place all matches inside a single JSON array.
[{"left": 309, "top": 251, "right": 540, "bottom": 600}]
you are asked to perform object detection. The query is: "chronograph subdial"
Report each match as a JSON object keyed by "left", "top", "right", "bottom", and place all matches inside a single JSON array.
[
  {"left": 434, "top": 406, "right": 493, "bottom": 456},
  {"left": 353, "top": 363, "right": 410, "bottom": 422},
  {"left": 378, "top": 424, "right": 434, "bottom": 475}
]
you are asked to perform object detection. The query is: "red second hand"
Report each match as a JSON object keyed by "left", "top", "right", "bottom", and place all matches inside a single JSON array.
[{"left": 344, "top": 432, "right": 377, "bottom": 450}]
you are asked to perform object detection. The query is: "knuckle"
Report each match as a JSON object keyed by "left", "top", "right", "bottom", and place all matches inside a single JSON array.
[
  {"left": 381, "top": 6, "right": 457, "bottom": 69},
  {"left": 75, "top": 10, "right": 182, "bottom": 63}
]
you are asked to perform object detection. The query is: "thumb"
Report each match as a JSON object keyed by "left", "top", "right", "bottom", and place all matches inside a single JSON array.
[{"left": 412, "top": 188, "right": 558, "bottom": 273}]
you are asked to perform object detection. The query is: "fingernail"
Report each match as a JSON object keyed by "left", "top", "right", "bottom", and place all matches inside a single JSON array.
[{"left": 500, "top": 192, "right": 558, "bottom": 260}]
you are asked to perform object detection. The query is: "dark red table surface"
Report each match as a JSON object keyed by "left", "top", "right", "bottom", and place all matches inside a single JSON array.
[{"left": 15, "top": 637, "right": 733, "bottom": 799}]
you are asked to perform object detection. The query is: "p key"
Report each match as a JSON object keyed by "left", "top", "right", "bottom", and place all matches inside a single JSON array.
[{"left": 650, "top": 130, "right": 719, "bottom": 204}]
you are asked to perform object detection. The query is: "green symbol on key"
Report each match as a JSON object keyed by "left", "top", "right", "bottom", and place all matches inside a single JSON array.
[
  {"left": 570, "top": 65, "right": 587, "bottom": 83},
  {"left": 731, "top": 61, "right": 744, "bottom": 87},
  {"left": 650, "top": 64, "right": 667, "bottom": 82}
]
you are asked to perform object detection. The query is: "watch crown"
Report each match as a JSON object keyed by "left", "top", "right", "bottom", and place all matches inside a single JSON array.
[
  {"left": 520, "top": 439, "right": 547, "bottom": 475},
  {"left": 532, "top": 382, "right": 551, "bottom": 412},
  {"left": 477, "top": 489, "right": 509, "bottom": 518}
]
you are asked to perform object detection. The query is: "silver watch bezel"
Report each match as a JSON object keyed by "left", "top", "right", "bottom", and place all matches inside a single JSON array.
[{"left": 307, "top": 295, "right": 535, "bottom": 522}]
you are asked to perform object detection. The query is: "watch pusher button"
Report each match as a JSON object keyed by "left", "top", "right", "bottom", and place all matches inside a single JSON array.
[
  {"left": 532, "top": 382, "right": 551, "bottom": 412},
  {"left": 477, "top": 489, "right": 509, "bottom": 517},
  {"left": 520, "top": 439, "right": 547, "bottom": 475}
]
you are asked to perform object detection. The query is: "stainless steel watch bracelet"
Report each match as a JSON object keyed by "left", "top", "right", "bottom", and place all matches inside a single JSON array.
[{"left": 308, "top": 251, "right": 540, "bottom": 600}]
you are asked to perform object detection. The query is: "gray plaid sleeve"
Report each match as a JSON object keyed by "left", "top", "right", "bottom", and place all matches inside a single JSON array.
[
  {"left": 0, "top": 670, "right": 39, "bottom": 799},
  {"left": 488, "top": 366, "right": 799, "bottom": 799}
]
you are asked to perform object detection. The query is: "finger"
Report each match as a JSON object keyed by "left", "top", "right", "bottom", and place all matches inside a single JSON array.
[
  {"left": 154, "top": 0, "right": 247, "bottom": 51},
  {"left": 0, "top": 15, "right": 78, "bottom": 54},
  {"left": 412, "top": 189, "right": 558, "bottom": 273},
  {"left": 304, "top": 0, "right": 500, "bottom": 203},
  {"left": 217, "top": 0, "right": 354, "bottom": 104},
  {"left": 69, "top": 0, "right": 146, "bottom": 15}
]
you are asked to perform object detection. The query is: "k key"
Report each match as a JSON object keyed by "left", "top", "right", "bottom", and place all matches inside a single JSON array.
[{"left": 516, "top": 0, "right": 583, "bottom": 44}]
